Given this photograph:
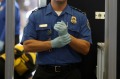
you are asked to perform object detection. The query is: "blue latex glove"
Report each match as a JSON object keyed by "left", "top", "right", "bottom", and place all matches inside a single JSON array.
[
  {"left": 54, "top": 21, "right": 68, "bottom": 36},
  {"left": 51, "top": 33, "right": 71, "bottom": 48},
  {"left": 0, "top": 40, "right": 4, "bottom": 51}
]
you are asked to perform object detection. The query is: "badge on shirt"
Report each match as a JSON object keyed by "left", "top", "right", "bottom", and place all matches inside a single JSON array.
[
  {"left": 71, "top": 16, "right": 77, "bottom": 24},
  {"left": 39, "top": 24, "right": 48, "bottom": 28}
]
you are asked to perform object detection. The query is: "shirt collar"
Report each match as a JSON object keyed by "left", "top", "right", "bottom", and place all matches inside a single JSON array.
[
  {"left": 45, "top": 3, "right": 73, "bottom": 16},
  {"left": 45, "top": 3, "right": 53, "bottom": 15},
  {"left": 62, "top": 5, "right": 73, "bottom": 15}
]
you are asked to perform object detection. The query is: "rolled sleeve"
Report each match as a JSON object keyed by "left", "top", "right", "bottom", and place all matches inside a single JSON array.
[
  {"left": 79, "top": 15, "right": 92, "bottom": 43},
  {"left": 21, "top": 13, "right": 37, "bottom": 44}
]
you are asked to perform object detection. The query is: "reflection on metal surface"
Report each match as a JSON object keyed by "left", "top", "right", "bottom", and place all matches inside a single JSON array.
[
  {"left": 97, "top": 42, "right": 105, "bottom": 79},
  {"left": 95, "top": 12, "right": 105, "bottom": 19}
]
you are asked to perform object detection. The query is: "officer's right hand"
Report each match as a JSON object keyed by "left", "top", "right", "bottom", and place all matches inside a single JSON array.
[
  {"left": 51, "top": 34, "right": 71, "bottom": 48},
  {"left": 54, "top": 21, "right": 68, "bottom": 36},
  {"left": 0, "top": 40, "right": 4, "bottom": 51}
]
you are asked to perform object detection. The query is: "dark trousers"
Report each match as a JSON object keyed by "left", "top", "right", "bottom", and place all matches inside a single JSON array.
[{"left": 33, "top": 64, "right": 81, "bottom": 79}]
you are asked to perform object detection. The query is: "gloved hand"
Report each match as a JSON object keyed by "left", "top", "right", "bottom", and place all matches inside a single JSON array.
[
  {"left": 54, "top": 21, "right": 68, "bottom": 36},
  {"left": 51, "top": 33, "right": 71, "bottom": 48},
  {"left": 0, "top": 40, "right": 4, "bottom": 51}
]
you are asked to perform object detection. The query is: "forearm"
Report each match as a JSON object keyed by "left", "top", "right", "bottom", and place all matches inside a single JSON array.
[
  {"left": 69, "top": 35, "right": 90, "bottom": 55},
  {"left": 23, "top": 39, "right": 52, "bottom": 52}
]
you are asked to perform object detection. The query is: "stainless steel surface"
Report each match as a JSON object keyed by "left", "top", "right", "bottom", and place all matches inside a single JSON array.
[
  {"left": 105, "top": 0, "right": 117, "bottom": 79},
  {"left": 5, "top": 0, "right": 15, "bottom": 79}
]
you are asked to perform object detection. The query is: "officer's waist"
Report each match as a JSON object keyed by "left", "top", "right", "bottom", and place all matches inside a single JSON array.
[{"left": 38, "top": 63, "right": 81, "bottom": 72}]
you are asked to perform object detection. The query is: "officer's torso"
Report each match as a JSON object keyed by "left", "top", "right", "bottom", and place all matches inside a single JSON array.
[{"left": 28, "top": 4, "right": 91, "bottom": 65}]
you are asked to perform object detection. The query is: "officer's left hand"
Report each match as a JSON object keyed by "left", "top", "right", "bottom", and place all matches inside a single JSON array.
[
  {"left": 51, "top": 33, "right": 71, "bottom": 48},
  {"left": 54, "top": 21, "right": 68, "bottom": 36},
  {"left": 0, "top": 40, "right": 4, "bottom": 51}
]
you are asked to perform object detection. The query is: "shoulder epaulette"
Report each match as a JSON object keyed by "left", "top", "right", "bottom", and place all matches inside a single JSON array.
[
  {"left": 70, "top": 6, "right": 86, "bottom": 15},
  {"left": 32, "top": 6, "right": 47, "bottom": 13}
]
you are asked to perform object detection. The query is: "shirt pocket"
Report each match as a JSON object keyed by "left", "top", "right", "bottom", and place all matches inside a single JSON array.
[
  {"left": 36, "top": 24, "right": 52, "bottom": 41},
  {"left": 68, "top": 25, "right": 80, "bottom": 38}
]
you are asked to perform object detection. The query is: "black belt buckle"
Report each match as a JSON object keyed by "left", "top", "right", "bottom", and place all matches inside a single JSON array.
[{"left": 55, "top": 66, "right": 61, "bottom": 72}]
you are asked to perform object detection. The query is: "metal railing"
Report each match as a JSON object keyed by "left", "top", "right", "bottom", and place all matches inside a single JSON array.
[{"left": 97, "top": 42, "right": 105, "bottom": 79}]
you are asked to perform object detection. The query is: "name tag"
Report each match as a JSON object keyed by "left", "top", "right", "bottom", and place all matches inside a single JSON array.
[{"left": 39, "top": 24, "right": 48, "bottom": 27}]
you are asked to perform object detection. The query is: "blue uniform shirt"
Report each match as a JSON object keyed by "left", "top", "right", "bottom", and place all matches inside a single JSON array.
[
  {"left": 0, "top": 0, "right": 20, "bottom": 41},
  {"left": 22, "top": 3, "right": 92, "bottom": 65}
]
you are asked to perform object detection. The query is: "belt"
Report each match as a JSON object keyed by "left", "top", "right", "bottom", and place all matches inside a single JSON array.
[{"left": 38, "top": 63, "right": 81, "bottom": 73}]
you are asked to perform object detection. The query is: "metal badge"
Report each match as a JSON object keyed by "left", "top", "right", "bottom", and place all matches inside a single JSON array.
[{"left": 71, "top": 16, "right": 77, "bottom": 24}]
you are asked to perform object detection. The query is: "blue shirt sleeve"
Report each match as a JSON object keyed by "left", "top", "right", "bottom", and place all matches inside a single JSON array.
[
  {"left": 79, "top": 15, "right": 92, "bottom": 43},
  {"left": 21, "top": 12, "right": 37, "bottom": 44}
]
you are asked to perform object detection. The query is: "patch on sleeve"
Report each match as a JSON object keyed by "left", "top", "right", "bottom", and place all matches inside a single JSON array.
[{"left": 87, "top": 19, "right": 91, "bottom": 30}]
